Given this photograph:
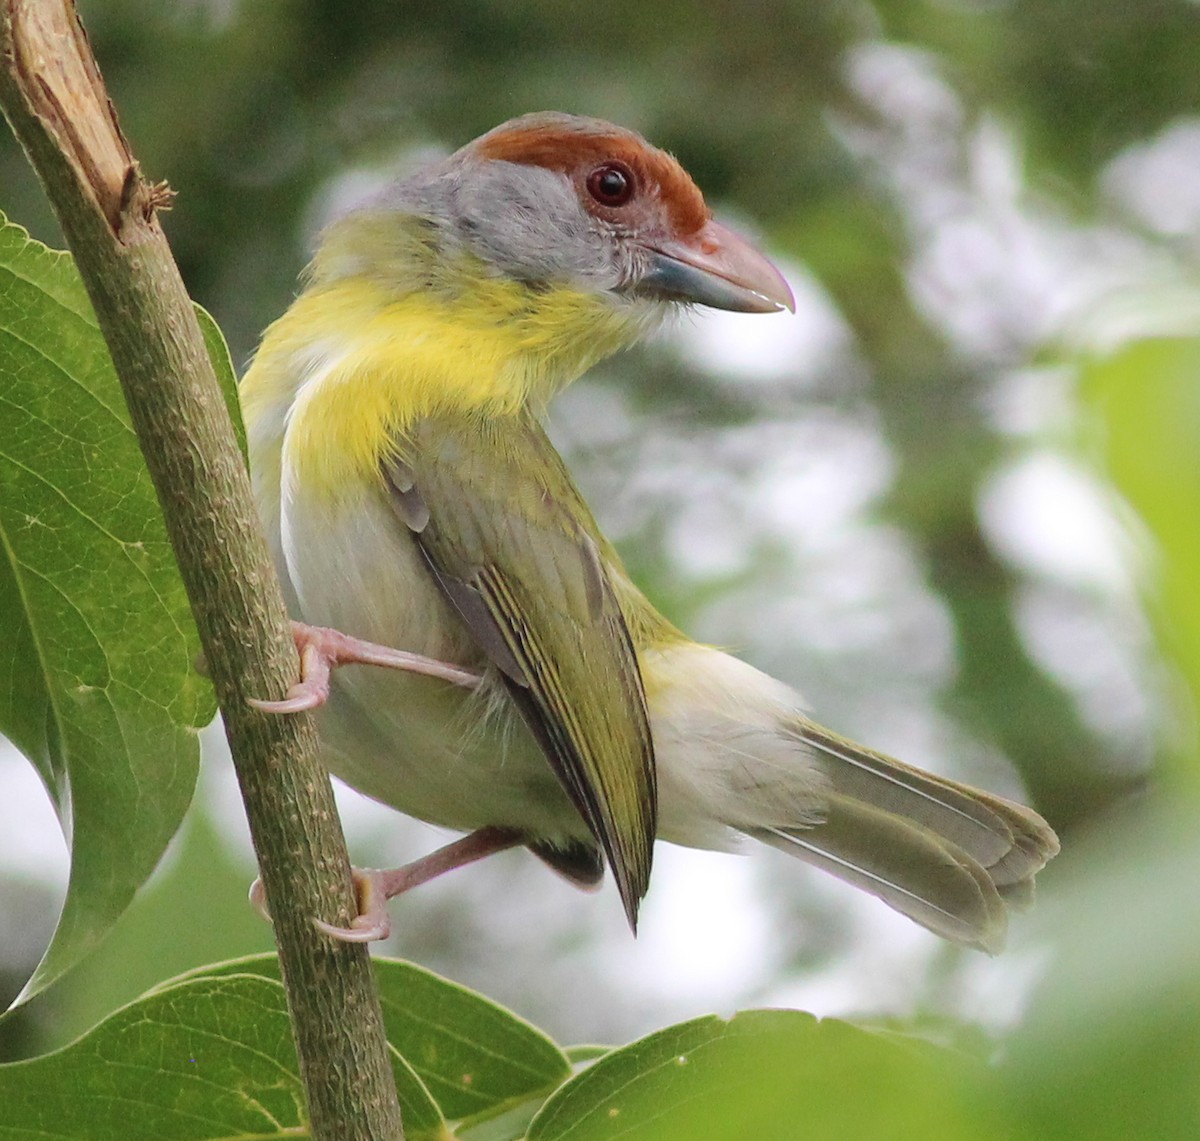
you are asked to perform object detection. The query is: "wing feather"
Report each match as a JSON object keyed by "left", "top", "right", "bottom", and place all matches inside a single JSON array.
[{"left": 383, "top": 412, "right": 656, "bottom": 925}]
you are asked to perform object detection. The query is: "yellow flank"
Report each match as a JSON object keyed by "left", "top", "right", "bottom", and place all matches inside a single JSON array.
[{"left": 241, "top": 269, "right": 653, "bottom": 501}]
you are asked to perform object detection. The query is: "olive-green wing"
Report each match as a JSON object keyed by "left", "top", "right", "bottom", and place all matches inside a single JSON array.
[{"left": 384, "top": 411, "right": 656, "bottom": 926}]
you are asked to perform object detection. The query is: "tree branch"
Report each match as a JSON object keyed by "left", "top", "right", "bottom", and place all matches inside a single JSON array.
[{"left": 0, "top": 3, "right": 403, "bottom": 1137}]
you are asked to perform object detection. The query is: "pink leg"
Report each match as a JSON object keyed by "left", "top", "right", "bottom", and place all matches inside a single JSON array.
[
  {"left": 317, "top": 826, "right": 524, "bottom": 942},
  {"left": 250, "top": 826, "right": 524, "bottom": 943},
  {"left": 249, "top": 622, "right": 482, "bottom": 713}
]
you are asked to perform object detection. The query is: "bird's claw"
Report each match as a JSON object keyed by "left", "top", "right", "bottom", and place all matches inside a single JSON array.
[
  {"left": 249, "top": 622, "right": 482, "bottom": 713},
  {"left": 313, "top": 869, "right": 392, "bottom": 942},
  {"left": 251, "top": 868, "right": 393, "bottom": 942},
  {"left": 248, "top": 828, "right": 524, "bottom": 945},
  {"left": 248, "top": 876, "right": 271, "bottom": 921}
]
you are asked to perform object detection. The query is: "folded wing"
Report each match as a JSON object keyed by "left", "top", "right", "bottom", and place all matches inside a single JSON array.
[{"left": 383, "top": 410, "right": 656, "bottom": 927}]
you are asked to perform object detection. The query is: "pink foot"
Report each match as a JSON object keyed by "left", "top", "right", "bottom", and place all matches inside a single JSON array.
[
  {"left": 249, "top": 622, "right": 481, "bottom": 713},
  {"left": 250, "top": 827, "right": 524, "bottom": 943}
]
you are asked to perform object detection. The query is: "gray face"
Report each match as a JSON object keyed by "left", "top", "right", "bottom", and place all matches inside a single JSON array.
[
  {"left": 347, "top": 151, "right": 656, "bottom": 300},
  {"left": 319, "top": 130, "right": 789, "bottom": 318},
  {"left": 443, "top": 158, "right": 646, "bottom": 294}
]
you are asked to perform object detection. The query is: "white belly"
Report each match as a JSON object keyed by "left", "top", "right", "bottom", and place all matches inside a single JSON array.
[{"left": 276, "top": 477, "right": 588, "bottom": 843}]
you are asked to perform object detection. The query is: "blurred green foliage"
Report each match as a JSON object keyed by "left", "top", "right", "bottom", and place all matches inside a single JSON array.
[
  {"left": 2, "top": 0, "right": 1199, "bottom": 1133},
  {"left": 3, "top": 0, "right": 1171, "bottom": 818},
  {"left": 1082, "top": 336, "right": 1200, "bottom": 797}
]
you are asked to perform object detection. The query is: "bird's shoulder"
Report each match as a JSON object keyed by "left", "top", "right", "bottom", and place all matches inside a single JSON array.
[{"left": 389, "top": 410, "right": 609, "bottom": 616}]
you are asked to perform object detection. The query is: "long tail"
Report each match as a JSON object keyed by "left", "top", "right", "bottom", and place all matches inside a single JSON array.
[{"left": 749, "top": 722, "right": 1059, "bottom": 953}]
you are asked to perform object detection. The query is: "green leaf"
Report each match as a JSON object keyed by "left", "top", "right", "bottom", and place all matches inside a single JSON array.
[
  {"left": 373, "top": 957, "right": 571, "bottom": 1122},
  {"left": 528, "top": 1010, "right": 993, "bottom": 1141},
  {"left": 0, "top": 211, "right": 216, "bottom": 1002},
  {"left": 196, "top": 302, "right": 247, "bottom": 462},
  {"left": 0, "top": 971, "right": 445, "bottom": 1140},
  {"left": 999, "top": 802, "right": 1200, "bottom": 1141},
  {"left": 39, "top": 800, "right": 276, "bottom": 1049},
  {"left": 156, "top": 964, "right": 445, "bottom": 1139},
  {"left": 179, "top": 953, "right": 572, "bottom": 1126},
  {"left": 1079, "top": 335, "right": 1200, "bottom": 794},
  {"left": 563, "top": 1044, "right": 611, "bottom": 1065}
]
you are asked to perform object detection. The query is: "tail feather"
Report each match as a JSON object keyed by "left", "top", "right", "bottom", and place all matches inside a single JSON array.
[
  {"left": 953, "top": 785, "right": 1060, "bottom": 888},
  {"left": 752, "top": 794, "right": 1007, "bottom": 952},
  {"left": 754, "top": 722, "right": 1060, "bottom": 952}
]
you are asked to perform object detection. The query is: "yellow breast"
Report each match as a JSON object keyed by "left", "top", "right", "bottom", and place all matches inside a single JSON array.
[{"left": 240, "top": 273, "right": 654, "bottom": 503}]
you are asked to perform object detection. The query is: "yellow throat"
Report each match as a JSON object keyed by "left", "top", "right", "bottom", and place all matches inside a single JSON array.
[{"left": 240, "top": 217, "right": 659, "bottom": 502}]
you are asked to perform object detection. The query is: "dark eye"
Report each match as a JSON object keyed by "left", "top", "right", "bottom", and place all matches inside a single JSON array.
[{"left": 586, "top": 163, "right": 635, "bottom": 207}]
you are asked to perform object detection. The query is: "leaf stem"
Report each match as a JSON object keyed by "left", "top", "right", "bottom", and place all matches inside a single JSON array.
[{"left": 0, "top": 3, "right": 404, "bottom": 1138}]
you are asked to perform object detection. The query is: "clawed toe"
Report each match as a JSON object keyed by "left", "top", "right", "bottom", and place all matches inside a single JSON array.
[
  {"left": 250, "top": 868, "right": 392, "bottom": 942},
  {"left": 247, "top": 683, "right": 328, "bottom": 714},
  {"left": 248, "top": 877, "right": 271, "bottom": 921},
  {"left": 249, "top": 622, "right": 481, "bottom": 713},
  {"left": 248, "top": 828, "right": 524, "bottom": 944},
  {"left": 314, "top": 870, "right": 393, "bottom": 941}
]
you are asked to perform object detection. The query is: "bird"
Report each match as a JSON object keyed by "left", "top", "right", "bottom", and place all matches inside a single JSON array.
[{"left": 240, "top": 111, "right": 1058, "bottom": 953}]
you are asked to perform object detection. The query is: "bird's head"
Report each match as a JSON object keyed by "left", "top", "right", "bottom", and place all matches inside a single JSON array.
[{"left": 317, "top": 112, "right": 794, "bottom": 319}]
